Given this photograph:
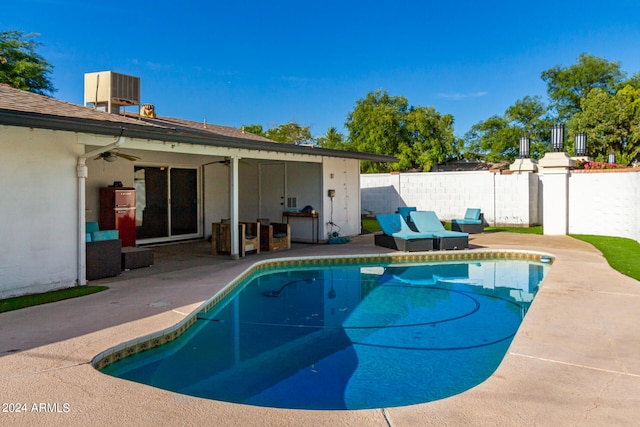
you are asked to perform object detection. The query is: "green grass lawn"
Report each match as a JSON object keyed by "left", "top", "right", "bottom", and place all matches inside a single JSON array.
[
  {"left": 361, "top": 217, "right": 381, "bottom": 233},
  {"left": 484, "top": 225, "right": 543, "bottom": 234},
  {"left": 0, "top": 286, "right": 108, "bottom": 313},
  {"left": 570, "top": 234, "right": 640, "bottom": 281}
]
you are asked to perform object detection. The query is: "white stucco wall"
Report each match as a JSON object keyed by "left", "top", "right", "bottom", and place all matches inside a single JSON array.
[
  {"left": 0, "top": 126, "right": 81, "bottom": 298},
  {"left": 322, "top": 157, "right": 361, "bottom": 239},
  {"left": 568, "top": 170, "right": 640, "bottom": 242}
]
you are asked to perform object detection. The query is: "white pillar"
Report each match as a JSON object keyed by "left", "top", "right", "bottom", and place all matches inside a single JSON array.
[
  {"left": 77, "top": 163, "right": 88, "bottom": 285},
  {"left": 229, "top": 156, "right": 239, "bottom": 259},
  {"left": 538, "top": 152, "right": 575, "bottom": 235},
  {"left": 509, "top": 158, "right": 538, "bottom": 173}
]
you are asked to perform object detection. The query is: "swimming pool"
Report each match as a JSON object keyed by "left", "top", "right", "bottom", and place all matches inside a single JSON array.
[{"left": 95, "top": 251, "right": 551, "bottom": 410}]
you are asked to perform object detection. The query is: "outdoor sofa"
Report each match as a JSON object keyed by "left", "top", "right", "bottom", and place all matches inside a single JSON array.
[{"left": 85, "top": 222, "right": 121, "bottom": 280}]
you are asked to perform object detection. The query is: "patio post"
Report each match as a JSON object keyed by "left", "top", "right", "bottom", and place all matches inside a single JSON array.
[{"left": 229, "top": 156, "right": 240, "bottom": 259}]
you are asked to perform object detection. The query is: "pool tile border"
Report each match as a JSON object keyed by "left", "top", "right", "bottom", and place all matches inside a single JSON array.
[{"left": 91, "top": 249, "right": 554, "bottom": 371}]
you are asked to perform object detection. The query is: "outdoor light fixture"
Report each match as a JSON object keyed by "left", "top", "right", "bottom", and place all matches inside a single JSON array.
[
  {"left": 574, "top": 133, "right": 587, "bottom": 156},
  {"left": 551, "top": 125, "right": 565, "bottom": 152},
  {"left": 519, "top": 136, "right": 530, "bottom": 158},
  {"left": 608, "top": 153, "right": 616, "bottom": 164}
]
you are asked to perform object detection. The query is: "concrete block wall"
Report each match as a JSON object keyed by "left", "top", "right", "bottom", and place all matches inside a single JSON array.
[
  {"left": 361, "top": 171, "right": 539, "bottom": 226},
  {"left": 494, "top": 172, "right": 540, "bottom": 226},
  {"left": 361, "top": 173, "right": 401, "bottom": 216},
  {"left": 568, "top": 170, "right": 640, "bottom": 242},
  {"left": 361, "top": 168, "right": 640, "bottom": 242}
]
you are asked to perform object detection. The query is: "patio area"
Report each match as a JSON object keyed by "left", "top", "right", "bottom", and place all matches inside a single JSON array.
[{"left": 1, "top": 232, "right": 639, "bottom": 426}]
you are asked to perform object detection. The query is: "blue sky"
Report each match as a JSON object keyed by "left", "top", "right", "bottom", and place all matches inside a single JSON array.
[{"left": 4, "top": 1, "right": 640, "bottom": 138}]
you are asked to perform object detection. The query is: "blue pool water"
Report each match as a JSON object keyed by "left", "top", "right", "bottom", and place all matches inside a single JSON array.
[{"left": 101, "top": 259, "right": 548, "bottom": 410}]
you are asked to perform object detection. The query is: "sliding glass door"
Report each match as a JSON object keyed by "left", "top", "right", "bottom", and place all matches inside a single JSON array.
[
  {"left": 134, "top": 166, "right": 199, "bottom": 242},
  {"left": 170, "top": 168, "right": 198, "bottom": 236}
]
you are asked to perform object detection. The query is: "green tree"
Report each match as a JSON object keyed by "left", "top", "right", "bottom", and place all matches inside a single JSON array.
[
  {"left": 504, "top": 96, "right": 553, "bottom": 158},
  {"left": 346, "top": 89, "right": 408, "bottom": 172},
  {"left": 619, "top": 71, "right": 640, "bottom": 90},
  {"left": 464, "top": 96, "right": 551, "bottom": 161},
  {"left": 316, "top": 127, "right": 347, "bottom": 149},
  {"left": 0, "top": 30, "right": 54, "bottom": 95},
  {"left": 404, "top": 106, "right": 458, "bottom": 171},
  {"left": 464, "top": 115, "right": 518, "bottom": 162},
  {"left": 571, "top": 85, "right": 640, "bottom": 164},
  {"left": 265, "top": 122, "right": 314, "bottom": 145},
  {"left": 346, "top": 89, "right": 457, "bottom": 172},
  {"left": 242, "top": 124, "right": 266, "bottom": 136},
  {"left": 541, "top": 53, "right": 625, "bottom": 122}
]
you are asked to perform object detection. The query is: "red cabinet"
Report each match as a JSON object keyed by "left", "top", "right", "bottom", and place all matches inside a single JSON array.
[{"left": 99, "top": 187, "right": 136, "bottom": 247}]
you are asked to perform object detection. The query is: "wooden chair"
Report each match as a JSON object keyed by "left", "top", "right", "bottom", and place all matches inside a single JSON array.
[
  {"left": 257, "top": 218, "right": 291, "bottom": 251},
  {"left": 211, "top": 221, "right": 260, "bottom": 257}
]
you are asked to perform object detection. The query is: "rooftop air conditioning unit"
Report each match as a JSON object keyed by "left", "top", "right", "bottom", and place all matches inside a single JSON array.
[{"left": 84, "top": 71, "right": 140, "bottom": 114}]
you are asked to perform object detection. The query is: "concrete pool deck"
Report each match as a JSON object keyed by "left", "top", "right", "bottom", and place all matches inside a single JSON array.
[{"left": 1, "top": 232, "right": 639, "bottom": 426}]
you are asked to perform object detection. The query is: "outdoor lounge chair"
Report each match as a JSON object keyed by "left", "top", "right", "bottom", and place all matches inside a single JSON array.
[
  {"left": 451, "top": 208, "right": 485, "bottom": 234},
  {"left": 396, "top": 206, "right": 417, "bottom": 222},
  {"left": 409, "top": 211, "right": 469, "bottom": 250},
  {"left": 374, "top": 213, "right": 434, "bottom": 252}
]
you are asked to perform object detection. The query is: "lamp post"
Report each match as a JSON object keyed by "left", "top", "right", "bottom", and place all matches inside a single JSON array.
[
  {"left": 509, "top": 135, "right": 537, "bottom": 173},
  {"left": 519, "top": 136, "right": 530, "bottom": 158},
  {"left": 551, "top": 125, "right": 565, "bottom": 152},
  {"left": 574, "top": 133, "right": 587, "bottom": 156}
]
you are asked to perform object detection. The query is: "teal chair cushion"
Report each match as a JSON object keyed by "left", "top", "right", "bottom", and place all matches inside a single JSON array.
[
  {"left": 91, "top": 230, "right": 119, "bottom": 241},
  {"left": 409, "top": 211, "right": 446, "bottom": 232},
  {"left": 452, "top": 219, "right": 481, "bottom": 225},
  {"left": 464, "top": 208, "right": 481, "bottom": 221},
  {"left": 86, "top": 222, "right": 100, "bottom": 233},
  {"left": 410, "top": 211, "right": 469, "bottom": 238},
  {"left": 397, "top": 207, "right": 417, "bottom": 220},
  {"left": 376, "top": 214, "right": 432, "bottom": 240}
]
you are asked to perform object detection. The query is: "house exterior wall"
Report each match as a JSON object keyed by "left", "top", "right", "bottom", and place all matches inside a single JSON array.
[
  {"left": 322, "top": 157, "right": 361, "bottom": 239},
  {"left": 0, "top": 126, "right": 81, "bottom": 298}
]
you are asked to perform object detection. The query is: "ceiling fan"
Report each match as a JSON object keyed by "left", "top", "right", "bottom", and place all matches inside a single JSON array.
[
  {"left": 94, "top": 149, "right": 141, "bottom": 163},
  {"left": 205, "top": 158, "right": 252, "bottom": 167}
]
